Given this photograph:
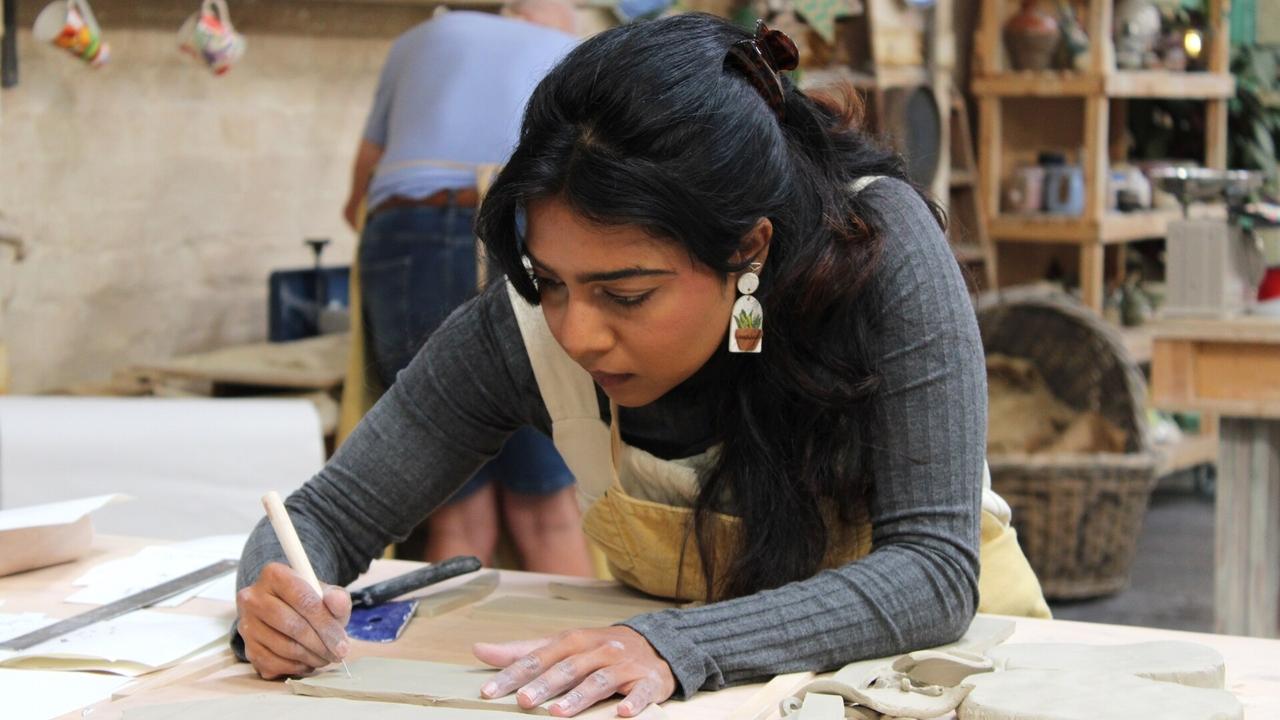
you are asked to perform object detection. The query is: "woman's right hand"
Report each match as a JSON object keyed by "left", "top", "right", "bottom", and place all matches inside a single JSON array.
[{"left": 235, "top": 562, "right": 352, "bottom": 679}]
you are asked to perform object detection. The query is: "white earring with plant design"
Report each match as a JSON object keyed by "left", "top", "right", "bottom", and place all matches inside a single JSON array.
[{"left": 729, "top": 262, "right": 763, "bottom": 354}]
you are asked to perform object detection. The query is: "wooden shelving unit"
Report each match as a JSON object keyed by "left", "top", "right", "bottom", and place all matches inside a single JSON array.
[
  {"left": 972, "top": 69, "right": 1235, "bottom": 97},
  {"left": 973, "top": 0, "right": 1234, "bottom": 311}
]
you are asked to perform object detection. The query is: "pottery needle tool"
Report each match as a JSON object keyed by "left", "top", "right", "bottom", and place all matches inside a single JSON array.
[{"left": 262, "top": 490, "right": 352, "bottom": 679}]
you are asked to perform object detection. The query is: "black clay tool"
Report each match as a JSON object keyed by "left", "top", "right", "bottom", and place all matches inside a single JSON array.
[{"left": 350, "top": 555, "right": 481, "bottom": 608}]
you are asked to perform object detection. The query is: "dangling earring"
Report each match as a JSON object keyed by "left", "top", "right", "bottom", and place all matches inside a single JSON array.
[{"left": 729, "top": 262, "right": 763, "bottom": 354}]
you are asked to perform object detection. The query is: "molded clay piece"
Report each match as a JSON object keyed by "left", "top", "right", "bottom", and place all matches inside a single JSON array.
[
  {"left": 790, "top": 672, "right": 974, "bottom": 718},
  {"left": 986, "top": 641, "right": 1227, "bottom": 689},
  {"left": 782, "top": 619, "right": 1009, "bottom": 720},
  {"left": 959, "top": 669, "right": 1243, "bottom": 720},
  {"left": 891, "top": 649, "right": 994, "bottom": 687},
  {"left": 829, "top": 616, "right": 1014, "bottom": 688},
  {"left": 796, "top": 692, "right": 846, "bottom": 719}
]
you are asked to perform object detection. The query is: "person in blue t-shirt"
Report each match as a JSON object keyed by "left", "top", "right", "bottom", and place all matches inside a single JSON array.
[{"left": 341, "top": 0, "right": 590, "bottom": 576}]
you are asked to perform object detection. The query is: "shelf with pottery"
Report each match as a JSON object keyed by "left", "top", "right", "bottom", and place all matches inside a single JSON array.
[
  {"left": 971, "top": 69, "right": 1234, "bottom": 98},
  {"left": 973, "top": 0, "right": 1232, "bottom": 312},
  {"left": 987, "top": 205, "right": 1230, "bottom": 243}
]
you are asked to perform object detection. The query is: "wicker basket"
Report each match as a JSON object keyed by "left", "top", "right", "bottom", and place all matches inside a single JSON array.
[{"left": 978, "top": 287, "right": 1158, "bottom": 600}]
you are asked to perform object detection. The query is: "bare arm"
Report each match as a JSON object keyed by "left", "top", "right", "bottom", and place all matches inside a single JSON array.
[{"left": 344, "top": 139, "right": 385, "bottom": 229}]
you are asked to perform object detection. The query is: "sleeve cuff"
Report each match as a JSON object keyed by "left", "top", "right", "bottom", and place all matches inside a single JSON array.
[
  {"left": 621, "top": 610, "right": 724, "bottom": 698},
  {"left": 229, "top": 618, "right": 249, "bottom": 662}
]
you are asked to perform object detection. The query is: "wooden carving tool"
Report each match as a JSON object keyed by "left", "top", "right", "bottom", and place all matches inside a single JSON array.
[{"left": 261, "top": 490, "right": 352, "bottom": 678}]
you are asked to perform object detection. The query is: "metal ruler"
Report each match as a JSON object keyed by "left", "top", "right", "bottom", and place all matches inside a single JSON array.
[{"left": 0, "top": 558, "right": 238, "bottom": 651}]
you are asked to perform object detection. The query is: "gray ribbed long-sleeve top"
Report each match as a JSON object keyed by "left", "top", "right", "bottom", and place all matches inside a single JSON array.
[{"left": 233, "top": 177, "right": 988, "bottom": 697}]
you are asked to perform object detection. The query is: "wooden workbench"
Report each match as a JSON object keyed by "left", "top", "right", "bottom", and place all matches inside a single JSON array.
[
  {"left": 5, "top": 536, "right": 1280, "bottom": 718},
  {"left": 1151, "top": 316, "right": 1280, "bottom": 639}
]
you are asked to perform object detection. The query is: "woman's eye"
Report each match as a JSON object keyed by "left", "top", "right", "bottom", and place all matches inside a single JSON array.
[
  {"left": 534, "top": 276, "right": 565, "bottom": 291},
  {"left": 605, "top": 291, "right": 653, "bottom": 307}
]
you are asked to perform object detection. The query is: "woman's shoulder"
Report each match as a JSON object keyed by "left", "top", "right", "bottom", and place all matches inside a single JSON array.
[{"left": 847, "top": 175, "right": 970, "bottom": 319}]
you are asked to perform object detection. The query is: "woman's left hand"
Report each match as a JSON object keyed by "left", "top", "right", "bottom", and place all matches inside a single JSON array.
[{"left": 473, "top": 626, "right": 676, "bottom": 717}]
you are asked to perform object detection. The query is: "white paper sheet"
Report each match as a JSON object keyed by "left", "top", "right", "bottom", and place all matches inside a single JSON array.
[
  {"left": 0, "top": 609, "right": 234, "bottom": 676},
  {"left": 0, "top": 613, "right": 53, "bottom": 642},
  {"left": 0, "top": 495, "right": 121, "bottom": 531},
  {"left": 0, "top": 397, "right": 323, "bottom": 540},
  {"left": 193, "top": 573, "right": 239, "bottom": 603},
  {"left": 67, "top": 539, "right": 244, "bottom": 607},
  {"left": 0, "top": 668, "right": 130, "bottom": 720},
  {"left": 66, "top": 535, "right": 246, "bottom": 607}
]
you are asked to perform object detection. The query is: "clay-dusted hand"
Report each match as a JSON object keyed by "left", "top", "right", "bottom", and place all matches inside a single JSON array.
[
  {"left": 473, "top": 627, "right": 676, "bottom": 717},
  {"left": 236, "top": 562, "right": 353, "bottom": 679}
]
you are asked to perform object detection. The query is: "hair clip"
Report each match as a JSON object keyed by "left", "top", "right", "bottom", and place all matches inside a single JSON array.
[{"left": 723, "top": 20, "right": 800, "bottom": 119}]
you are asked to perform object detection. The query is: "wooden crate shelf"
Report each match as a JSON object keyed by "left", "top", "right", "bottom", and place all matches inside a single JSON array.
[
  {"left": 987, "top": 209, "right": 1186, "bottom": 244},
  {"left": 974, "top": 0, "right": 1231, "bottom": 312},
  {"left": 1106, "top": 71, "right": 1235, "bottom": 99},
  {"left": 973, "top": 71, "right": 1234, "bottom": 99}
]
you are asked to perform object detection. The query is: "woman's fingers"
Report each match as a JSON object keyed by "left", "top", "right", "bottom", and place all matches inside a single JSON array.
[
  {"left": 243, "top": 637, "right": 313, "bottom": 680},
  {"left": 268, "top": 565, "right": 350, "bottom": 660},
  {"left": 323, "top": 585, "right": 353, "bottom": 627},
  {"left": 236, "top": 562, "right": 352, "bottom": 680},
  {"left": 253, "top": 590, "right": 340, "bottom": 664},
  {"left": 473, "top": 627, "right": 676, "bottom": 717},
  {"left": 517, "top": 640, "right": 627, "bottom": 710},
  {"left": 480, "top": 630, "right": 589, "bottom": 699},
  {"left": 473, "top": 637, "right": 553, "bottom": 668},
  {"left": 616, "top": 675, "right": 666, "bottom": 717},
  {"left": 240, "top": 611, "right": 331, "bottom": 669}
]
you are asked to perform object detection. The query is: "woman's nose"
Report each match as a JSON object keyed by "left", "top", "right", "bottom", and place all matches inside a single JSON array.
[{"left": 552, "top": 298, "right": 614, "bottom": 364}]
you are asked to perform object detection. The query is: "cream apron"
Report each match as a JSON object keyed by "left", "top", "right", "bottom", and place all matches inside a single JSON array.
[{"left": 503, "top": 178, "right": 1051, "bottom": 616}]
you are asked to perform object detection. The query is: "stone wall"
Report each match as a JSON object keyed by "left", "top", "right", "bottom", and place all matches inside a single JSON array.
[{"left": 0, "top": 1, "right": 448, "bottom": 392}]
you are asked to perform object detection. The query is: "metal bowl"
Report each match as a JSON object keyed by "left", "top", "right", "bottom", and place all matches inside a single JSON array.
[{"left": 1149, "top": 167, "right": 1265, "bottom": 206}]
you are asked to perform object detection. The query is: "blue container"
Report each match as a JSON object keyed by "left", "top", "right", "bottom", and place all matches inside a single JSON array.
[{"left": 1043, "top": 163, "right": 1085, "bottom": 216}]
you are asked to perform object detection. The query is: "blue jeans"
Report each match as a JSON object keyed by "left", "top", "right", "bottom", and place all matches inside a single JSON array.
[{"left": 359, "top": 202, "right": 573, "bottom": 501}]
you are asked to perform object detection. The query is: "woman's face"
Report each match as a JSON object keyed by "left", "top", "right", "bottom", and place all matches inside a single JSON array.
[{"left": 524, "top": 197, "right": 768, "bottom": 407}]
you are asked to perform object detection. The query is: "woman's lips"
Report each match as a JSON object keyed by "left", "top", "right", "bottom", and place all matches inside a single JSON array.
[{"left": 589, "top": 371, "right": 634, "bottom": 389}]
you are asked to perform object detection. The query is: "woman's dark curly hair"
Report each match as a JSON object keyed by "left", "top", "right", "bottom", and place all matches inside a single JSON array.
[{"left": 477, "top": 13, "right": 944, "bottom": 600}]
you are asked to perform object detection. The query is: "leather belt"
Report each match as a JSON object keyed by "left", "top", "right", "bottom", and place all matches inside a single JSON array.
[{"left": 370, "top": 188, "right": 480, "bottom": 217}]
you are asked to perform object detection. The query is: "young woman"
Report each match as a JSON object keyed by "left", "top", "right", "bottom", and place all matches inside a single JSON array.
[{"left": 233, "top": 13, "right": 1049, "bottom": 718}]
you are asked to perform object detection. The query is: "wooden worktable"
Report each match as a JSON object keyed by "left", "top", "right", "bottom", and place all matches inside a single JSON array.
[
  {"left": 1151, "top": 316, "right": 1280, "bottom": 639},
  {"left": 6, "top": 536, "right": 1280, "bottom": 718}
]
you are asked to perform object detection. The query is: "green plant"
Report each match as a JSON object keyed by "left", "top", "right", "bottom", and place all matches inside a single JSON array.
[
  {"left": 1229, "top": 45, "right": 1280, "bottom": 194},
  {"left": 735, "top": 309, "right": 762, "bottom": 329}
]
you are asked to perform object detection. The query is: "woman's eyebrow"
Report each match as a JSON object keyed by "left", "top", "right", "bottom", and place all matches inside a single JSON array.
[{"left": 525, "top": 251, "right": 675, "bottom": 283}]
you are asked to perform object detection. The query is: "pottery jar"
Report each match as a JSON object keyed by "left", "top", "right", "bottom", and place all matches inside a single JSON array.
[
  {"left": 1041, "top": 154, "right": 1085, "bottom": 216},
  {"left": 1004, "top": 165, "right": 1047, "bottom": 214},
  {"left": 1004, "top": 0, "right": 1060, "bottom": 71},
  {"left": 1114, "top": 0, "right": 1161, "bottom": 70}
]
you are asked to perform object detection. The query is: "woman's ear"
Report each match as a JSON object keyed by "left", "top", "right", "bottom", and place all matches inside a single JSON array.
[{"left": 734, "top": 217, "right": 773, "bottom": 268}]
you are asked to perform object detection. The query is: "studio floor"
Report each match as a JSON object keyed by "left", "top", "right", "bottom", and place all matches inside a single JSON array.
[{"left": 1048, "top": 477, "right": 1215, "bottom": 632}]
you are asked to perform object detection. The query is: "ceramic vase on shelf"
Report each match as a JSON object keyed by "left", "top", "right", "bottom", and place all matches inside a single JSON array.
[
  {"left": 1004, "top": 0, "right": 1060, "bottom": 71},
  {"left": 1054, "top": 0, "right": 1089, "bottom": 71},
  {"left": 1114, "top": 0, "right": 1161, "bottom": 70}
]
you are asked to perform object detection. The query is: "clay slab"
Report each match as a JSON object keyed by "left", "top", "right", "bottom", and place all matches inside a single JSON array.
[
  {"left": 125, "top": 693, "right": 544, "bottom": 720},
  {"left": 959, "top": 669, "right": 1243, "bottom": 720},
  {"left": 986, "top": 641, "right": 1227, "bottom": 689},
  {"left": 288, "top": 657, "right": 552, "bottom": 714}
]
